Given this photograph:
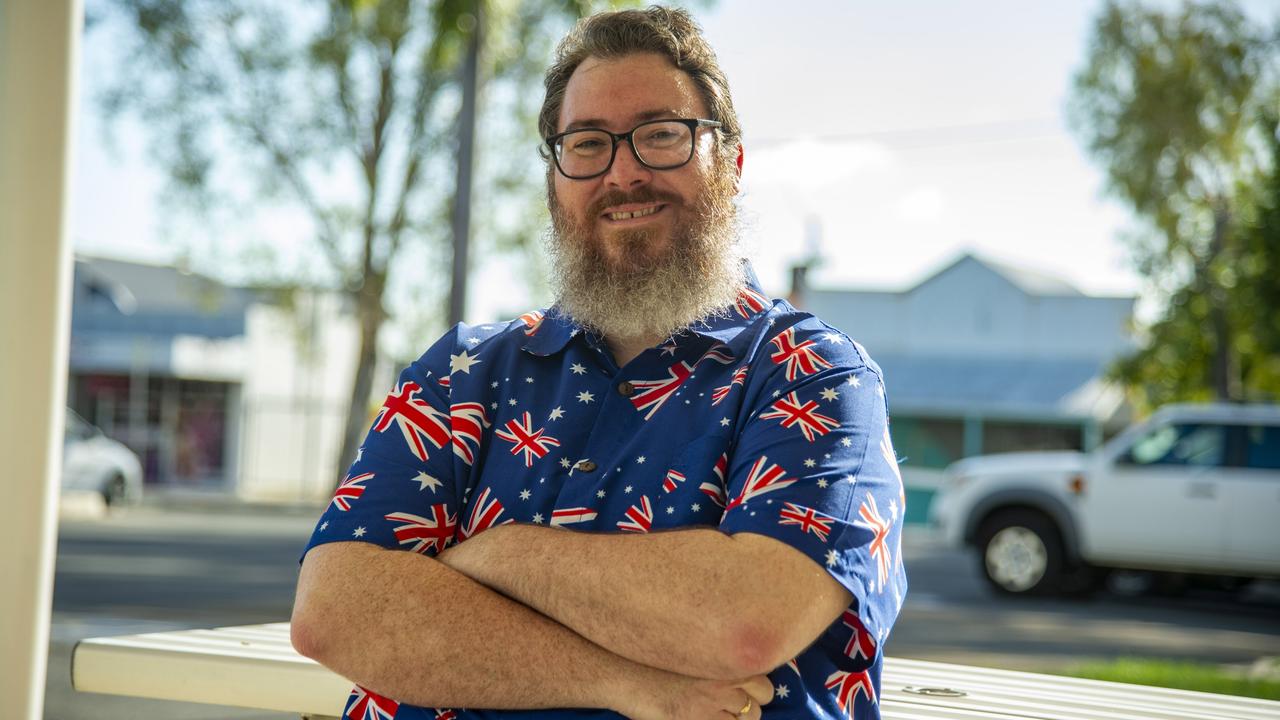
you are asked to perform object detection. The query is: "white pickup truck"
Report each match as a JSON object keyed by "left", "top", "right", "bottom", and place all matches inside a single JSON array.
[{"left": 929, "top": 403, "right": 1280, "bottom": 596}]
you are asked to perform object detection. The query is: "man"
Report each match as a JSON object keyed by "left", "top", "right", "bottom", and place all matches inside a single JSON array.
[{"left": 291, "top": 7, "right": 906, "bottom": 719}]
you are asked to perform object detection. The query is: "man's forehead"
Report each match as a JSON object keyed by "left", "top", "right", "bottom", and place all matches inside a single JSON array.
[{"left": 557, "top": 53, "right": 707, "bottom": 132}]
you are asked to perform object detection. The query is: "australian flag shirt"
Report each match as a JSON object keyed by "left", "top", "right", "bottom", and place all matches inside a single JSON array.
[{"left": 304, "top": 269, "right": 908, "bottom": 720}]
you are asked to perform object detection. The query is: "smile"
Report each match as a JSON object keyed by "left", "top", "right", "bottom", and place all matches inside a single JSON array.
[{"left": 602, "top": 204, "right": 666, "bottom": 222}]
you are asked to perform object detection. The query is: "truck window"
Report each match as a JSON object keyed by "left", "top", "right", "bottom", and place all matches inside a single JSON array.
[
  {"left": 1244, "top": 424, "right": 1280, "bottom": 471},
  {"left": 1124, "top": 423, "right": 1224, "bottom": 467}
]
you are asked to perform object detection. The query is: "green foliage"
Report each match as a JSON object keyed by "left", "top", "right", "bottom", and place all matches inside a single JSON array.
[
  {"left": 1061, "top": 657, "right": 1280, "bottom": 700},
  {"left": 1070, "top": 0, "right": 1280, "bottom": 410}
]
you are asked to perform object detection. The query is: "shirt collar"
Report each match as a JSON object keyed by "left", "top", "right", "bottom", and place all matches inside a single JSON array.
[{"left": 521, "top": 263, "right": 773, "bottom": 360}]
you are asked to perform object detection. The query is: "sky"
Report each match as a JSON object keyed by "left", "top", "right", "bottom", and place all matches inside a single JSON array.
[{"left": 71, "top": 0, "right": 1278, "bottom": 332}]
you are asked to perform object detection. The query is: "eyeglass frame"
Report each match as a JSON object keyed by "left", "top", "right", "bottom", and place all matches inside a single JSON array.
[{"left": 542, "top": 118, "right": 723, "bottom": 180}]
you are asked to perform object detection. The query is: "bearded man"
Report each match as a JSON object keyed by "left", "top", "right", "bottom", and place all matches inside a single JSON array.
[{"left": 291, "top": 7, "right": 906, "bottom": 720}]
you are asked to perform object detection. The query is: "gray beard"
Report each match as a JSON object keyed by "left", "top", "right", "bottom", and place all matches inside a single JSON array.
[{"left": 545, "top": 176, "right": 745, "bottom": 344}]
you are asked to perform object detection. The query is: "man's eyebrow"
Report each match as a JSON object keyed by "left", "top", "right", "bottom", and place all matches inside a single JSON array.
[{"left": 562, "top": 109, "right": 684, "bottom": 132}]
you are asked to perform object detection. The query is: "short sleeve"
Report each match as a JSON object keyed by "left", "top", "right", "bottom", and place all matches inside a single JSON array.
[
  {"left": 302, "top": 328, "right": 464, "bottom": 560},
  {"left": 718, "top": 321, "right": 907, "bottom": 671}
]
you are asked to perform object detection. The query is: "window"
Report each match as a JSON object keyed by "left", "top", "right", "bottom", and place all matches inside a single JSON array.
[
  {"left": 1243, "top": 424, "right": 1280, "bottom": 471},
  {"left": 1124, "top": 423, "right": 1225, "bottom": 467},
  {"left": 981, "top": 421, "right": 1084, "bottom": 455}
]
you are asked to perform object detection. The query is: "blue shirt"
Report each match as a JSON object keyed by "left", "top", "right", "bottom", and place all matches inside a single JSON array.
[{"left": 304, "top": 271, "right": 907, "bottom": 720}]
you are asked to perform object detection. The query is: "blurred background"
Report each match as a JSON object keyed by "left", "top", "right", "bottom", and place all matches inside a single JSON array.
[{"left": 47, "top": 0, "right": 1280, "bottom": 717}]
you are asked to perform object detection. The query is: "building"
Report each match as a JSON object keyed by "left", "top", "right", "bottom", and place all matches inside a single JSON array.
[
  {"left": 797, "top": 253, "right": 1137, "bottom": 519},
  {"left": 68, "top": 255, "right": 365, "bottom": 502}
]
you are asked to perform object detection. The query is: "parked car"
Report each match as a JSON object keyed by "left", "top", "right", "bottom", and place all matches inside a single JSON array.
[
  {"left": 929, "top": 403, "right": 1280, "bottom": 596},
  {"left": 63, "top": 409, "right": 143, "bottom": 506}
]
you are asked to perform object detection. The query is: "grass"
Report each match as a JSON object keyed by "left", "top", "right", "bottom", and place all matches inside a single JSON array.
[{"left": 1058, "top": 658, "right": 1280, "bottom": 701}]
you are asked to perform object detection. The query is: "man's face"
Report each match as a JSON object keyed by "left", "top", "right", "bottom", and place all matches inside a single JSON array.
[{"left": 550, "top": 52, "right": 727, "bottom": 272}]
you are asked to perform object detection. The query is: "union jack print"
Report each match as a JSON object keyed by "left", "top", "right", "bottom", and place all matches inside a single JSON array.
[
  {"left": 449, "top": 402, "right": 489, "bottom": 466},
  {"left": 699, "top": 482, "right": 726, "bottom": 507},
  {"left": 434, "top": 711, "right": 456, "bottom": 720},
  {"left": 726, "top": 456, "right": 796, "bottom": 511},
  {"left": 711, "top": 365, "right": 749, "bottom": 406},
  {"left": 713, "top": 453, "right": 728, "bottom": 485},
  {"left": 696, "top": 344, "right": 735, "bottom": 366},
  {"left": 630, "top": 361, "right": 694, "bottom": 420},
  {"left": 550, "top": 507, "right": 597, "bottom": 527},
  {"left": 457, "top": 487, "right": 509, "bottom": 541},
  {"left": 769, "top": 326, "right": 833, "bottom": 381},
  {"left": 372, "top": 381, "right": 450, "bottom": 462},
  {"left": 495, "top": 412, "right": 561, "bottom": 467},
  {"left": 734, "top": 286, "right": 770, "bottom": 318},
  {"left": 617, "top": 495, "right": 654, "bottom": 533},
  {"left": 345, "top": 684, "right": 399, "bottom": 720},
  {"left": 841, "top": 610, "right": 878, "bottom": 661},
  {"left": 662, "top": 469, "right": 686, "bottom": 493},
  {"left": 858, "top": 491, "right": 893, "bottom": 592},
  {"left": 825, "top": 669, "right": 876, "bottom": 716},
  {"left": 786, "top": 658, "right": 801, "bottom": 676},
  {"left": 518, "top": 310, "right": 545, "bottom": 336},
  {"left": 880, "top": 426, "right": 903, "bottom": 486},
  {"left": 437, "top": 376, "right": 451, "bottom": 389},
  {"left": 385, "top": 505, "right": 456, "bottom": 555},
  {"left": 331, "top": 472, "right": 372, "bottom": 512},
  {"left": 778, "top": 502, "right": 833, "bottom": 542},
  {"left": 760, "top": 391, "right": 841, "bottom": 442}
]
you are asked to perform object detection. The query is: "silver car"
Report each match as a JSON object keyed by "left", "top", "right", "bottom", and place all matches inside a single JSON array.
[{"left": 63, "top": 409, "right": 143, "bottom": 506}]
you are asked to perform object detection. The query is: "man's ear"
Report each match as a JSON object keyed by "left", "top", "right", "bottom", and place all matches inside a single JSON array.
[{"left": 734, "top": 143, "right": 744, "bottom": 192}]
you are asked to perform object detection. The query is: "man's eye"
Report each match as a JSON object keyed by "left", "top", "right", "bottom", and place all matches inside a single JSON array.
[{"left": 568, "top": 138, "right": 607, "bottom": 153}]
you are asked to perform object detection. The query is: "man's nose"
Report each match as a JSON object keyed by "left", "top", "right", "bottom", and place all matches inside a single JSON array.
[{"left": 603, "top": 139, "right": 652, "bottom": 190}]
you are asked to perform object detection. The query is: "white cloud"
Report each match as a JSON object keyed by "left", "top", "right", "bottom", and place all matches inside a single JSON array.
[
  {"left": 743, "top": 139, "right": 896, "bottom": 192},
  {"left": 894, "top": 186, "right": 946, "bottom": 223}
]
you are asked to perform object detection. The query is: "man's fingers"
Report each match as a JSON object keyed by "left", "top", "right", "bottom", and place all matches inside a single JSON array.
[{"left": 737, "top": 675, "right": 775, "bottom": 705}]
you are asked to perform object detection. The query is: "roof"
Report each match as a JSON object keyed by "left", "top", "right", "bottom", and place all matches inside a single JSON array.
[{"left": 913, "top": 252, "right": 1084, "bottom": 297}]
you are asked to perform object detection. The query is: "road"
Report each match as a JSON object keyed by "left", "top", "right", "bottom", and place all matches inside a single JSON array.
[{"left": 44, "top": 505, "right": 1280, "bottom": 719}]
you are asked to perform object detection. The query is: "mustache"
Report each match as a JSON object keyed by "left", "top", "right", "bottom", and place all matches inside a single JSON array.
[{"left": 587, "top": 188, "right": 682, "bottom": 217}]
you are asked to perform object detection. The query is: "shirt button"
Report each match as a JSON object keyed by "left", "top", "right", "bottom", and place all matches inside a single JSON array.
[
  {"left": 617, "top": 381, "right": 635, "bottom": 397},
  {"left": 576, "top": 459, "right": 598, "bottom": 473}
]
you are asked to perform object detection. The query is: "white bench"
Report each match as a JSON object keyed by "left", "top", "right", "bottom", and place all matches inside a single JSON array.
[{"left": 71, "top": 623, "right": 1280, "bottom": 720}]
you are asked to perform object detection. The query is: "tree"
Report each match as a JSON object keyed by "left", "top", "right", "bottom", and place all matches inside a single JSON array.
[
  {"left": 1069, "top": 0, "right": 1280, "bottom": 410},
  {"left": 92, "top": 0, "right": 634, "bottom": 484}
]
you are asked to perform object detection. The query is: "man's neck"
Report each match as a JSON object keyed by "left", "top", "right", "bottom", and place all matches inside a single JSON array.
[{"left": 606, "top": 334, "right": 662, "bottom": 368}]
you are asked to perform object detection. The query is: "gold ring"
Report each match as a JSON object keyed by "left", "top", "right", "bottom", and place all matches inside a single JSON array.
[{"left": 739, "top": 698, "right": 752, "bottom": 716}]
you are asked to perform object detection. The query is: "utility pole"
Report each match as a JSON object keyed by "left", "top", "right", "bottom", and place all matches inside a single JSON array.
[{"left": 448, "top": 2, "right": 482, "bottom": 326}]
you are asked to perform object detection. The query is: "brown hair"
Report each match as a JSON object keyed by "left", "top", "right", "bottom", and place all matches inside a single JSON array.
[{"left": 539, "top": 6, "right": 742, "bottom": 164}]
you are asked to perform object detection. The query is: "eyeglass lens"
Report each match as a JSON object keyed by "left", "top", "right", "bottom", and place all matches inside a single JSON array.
[{"left": 554, "top": 121, "right": 694, "bottom": 178}]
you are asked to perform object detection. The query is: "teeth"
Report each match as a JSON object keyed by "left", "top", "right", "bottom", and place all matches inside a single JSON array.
[{"left": 608, "top": 206, "right": 659, "bottom": 221}]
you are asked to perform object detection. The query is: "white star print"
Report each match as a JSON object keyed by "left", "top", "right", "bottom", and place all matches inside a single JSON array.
[
  {"left": 659, "top": 342, "right": 678, "bottom": 355},
  {"left": 825, "top": 549, "right": 839, "bottom": 567},
  {"left": 889, "top": 498, "right": 899, "bottom": 521},
  {"left": 353, "top": 526, "right": 367, "bottom": 538},
  {"left": 776, "top": 684, "right": 790, "bottom": 699},
  {"left": 520, "top": 489, "right": 532, "bottom": 500},
  {"left": 570, "top": 363, "right": 587, "bottom": 375},
  {"left": 772, "top": 389, "right": 781, "bottom": 398},
  {"left": 804, "top": 458, "right": 816, "bottom": 468},
  {"left": 531, "top": 513, "right": 544, "bottom": 524},
  {"left": 508, "top": 398, "right": 518, "bottom": 406},
  {"left": 820, "top": 387, "right": 840, "bottom": 401},
  {"left": 466, "top": 337, "right": 481, "bottom": 346},
  {"left": 416, "top": 472, "right": 443, "bottom": 493},
  {"left": 490, "top": 402, "right": 498, "bottom": 410},
  {"left": 666, "top": 506, "right": 675, "bottom": 514},
  {"left": 817, "top": 479, "right": 829, "bottom": 488},
  {"left": 548, "top": 406, "right": 565, "bottom": 421},
  {"left": 355, "top": 447, "right": 363, "bottom": 462},
  {"left": 525, "top": 377, "right": 534, "bottom": 383},
  {"left": 449, "top": 350, "right": 481, "bottom": 374},
  {"left": 624, "top": 485, "right": 633, "bottom": 493},
  {"left": 845, "top": 474, "right": 857, "bottom": 484},
  {"left": 636, "top": 456, "right": 646, "bottom": 464},
  {"left": 319, "top": 521, "right": 329, "bottom": 531},
  {"left": 847, "top": 375, "right": 861, "bottom": 388},
  {"left": 691, "top": 503, "right": 701, "bottom": 512},
  {"left": 559, "top": 458, "right": 572, "bottom": 468},
  {"left": 840, "top": 437, "right": 853, "bottom": 447},
  {"left": 823, "top": 333, "right": 845, "bottom": 345},
  {"left": 491, "top": 381, "right": 499, "bottom": 388},
  {"left": 720, "top": 417, "right": 731, "bottom": 427},
  {"left": 597, "top": 490, "right": 606, "bottom": 498},
  {"left": 577, "top": 391, "right": 595, "bottom": 403}
]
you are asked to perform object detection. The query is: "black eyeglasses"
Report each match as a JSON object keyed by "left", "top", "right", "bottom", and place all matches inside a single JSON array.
[{"left": 543, "top": 118, "right": 722, "bottom": 180}]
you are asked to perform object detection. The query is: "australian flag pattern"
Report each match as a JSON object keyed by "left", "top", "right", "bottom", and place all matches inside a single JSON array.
[{"left": 304, "top": 269, "right": 907, "bottom": 719}]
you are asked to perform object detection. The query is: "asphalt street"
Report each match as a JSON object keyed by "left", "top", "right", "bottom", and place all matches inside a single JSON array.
[{"left": 42, "top": 504, "right": 1280, "bottom": 719}]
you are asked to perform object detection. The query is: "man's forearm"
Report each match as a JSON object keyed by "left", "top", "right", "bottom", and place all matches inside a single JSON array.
[
  {"left": 439, "top": 525, "right": 844, "bottom": 680},
  {"left": 292, "top": 541, "right": 665, "bottom": 713}
]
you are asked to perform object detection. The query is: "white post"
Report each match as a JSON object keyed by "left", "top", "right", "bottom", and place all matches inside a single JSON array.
[{"left": 0, "top": 1, "right": 83, "bottom": 718}]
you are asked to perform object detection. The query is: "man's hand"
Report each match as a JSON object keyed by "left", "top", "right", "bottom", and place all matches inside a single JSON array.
[{"left": 614, "top": 666, "right": 775, "bottom": 720}]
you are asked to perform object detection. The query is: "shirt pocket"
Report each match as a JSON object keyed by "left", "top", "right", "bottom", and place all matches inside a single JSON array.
[{"left": 647, "top": 431, "right": 735, "bottom": 530}]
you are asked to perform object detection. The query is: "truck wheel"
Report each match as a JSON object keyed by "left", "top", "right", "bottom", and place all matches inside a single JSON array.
[
  {"left": 103, "top": 474, "right": 128, "bottom": 507},
  {"left": 977, "top": 510, "right": 1064, "bottom": 596}
]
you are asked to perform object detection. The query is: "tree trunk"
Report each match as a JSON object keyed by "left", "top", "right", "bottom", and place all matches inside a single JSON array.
[
  {"left": 1208, "top": 204, "right": 1239, "bottom": 402},
  {"left": 335, "top": 277, "right": 386, "bottom": 487},
  {"left": 448, "top": 2, "right": 481, "bottom": 326}
]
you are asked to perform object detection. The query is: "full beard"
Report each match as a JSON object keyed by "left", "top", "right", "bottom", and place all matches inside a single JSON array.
[{"left": 545, "top": 166, "right": 745, "bottom": 344}]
